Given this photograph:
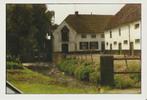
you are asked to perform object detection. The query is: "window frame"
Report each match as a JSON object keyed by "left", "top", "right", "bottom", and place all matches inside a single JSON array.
[
  {"left": 89, "top": 41, "right": 99, "bottom": 49},
  {"left": 91, "top": 34, "right": 96, "bottom": 38},
  {"left": 134, "top": 23, "right": 140, "bottom": 29},
  {"left": 110, "top": 30, "right": 112, "bottom": 38},
  {"left": 101, "top": 33, "right": 105, "bottom": 38},
  {"left": 81, "top": 34, "right": 87, "bottom": 38},
  {"left": 119, "top": 28, "right": 121, "bottom": 36},
  {"left": 124, "top": 40, "right": 128, "bottom": 44},
  {"left": 135, "top": 39, "right": 140, "bottom": 43},
  {"left": 79, "top": 42, "right": 88, "bottom": 50},
  {"left": 114, "top": 41, "right": 117, "bottom": 45}
]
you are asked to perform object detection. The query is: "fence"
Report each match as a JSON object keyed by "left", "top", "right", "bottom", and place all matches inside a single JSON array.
[
  {"left": 100, "top": 55, "right": 141, "bottom": 86},
  {"left": 66, "top": 53, "right": 101, "bottom": 64}
]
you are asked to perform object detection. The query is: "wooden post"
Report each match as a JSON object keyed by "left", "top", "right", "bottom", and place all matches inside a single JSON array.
[{"left": 100, "top": 55, "right": 114, "bottom": 86}]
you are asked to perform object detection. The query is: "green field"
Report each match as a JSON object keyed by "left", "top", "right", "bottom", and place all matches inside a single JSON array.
[
  {"left": 7, "top": 54, "right": 141, "bottom": 94},
  {"left": 7, "top": 68, "right": 99, "bottom": 94}
]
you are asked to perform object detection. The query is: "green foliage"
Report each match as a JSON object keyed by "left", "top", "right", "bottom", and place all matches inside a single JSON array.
[
  {"left": 89, "top": 71, "right": 100, "bottom": 84},
  {"left": 6, "top": 54, "right": 23, "bottom": 69},
  {"left": 58, "top": 58, "right": 140, "bottom": 88},
  {"left": 6, "top": 4, "right": 54, "bottom": 61},
  {"left": 74, "top": 64, "right": 94, "bottom": 81},
  {"left": 58, "top": 58, "right": 97, "bottom": 82},
  {"left": 57, "top": 58, "right": 77, "bottom": 76},
  {"left": 6, "top": 61, "right": 23, "bottom": 69},
  {"left": 115, "top": 75, "right": 136, "bottom": 89}
]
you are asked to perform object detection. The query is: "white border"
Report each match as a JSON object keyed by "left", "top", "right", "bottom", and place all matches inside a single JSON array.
[{"left": 1, "top": 0, "right": 147, "bottom": 100}]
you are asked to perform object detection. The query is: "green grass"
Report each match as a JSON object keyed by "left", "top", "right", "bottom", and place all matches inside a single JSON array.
[{"left": 7, "top": 68, "right": 99, "bottom": 94}]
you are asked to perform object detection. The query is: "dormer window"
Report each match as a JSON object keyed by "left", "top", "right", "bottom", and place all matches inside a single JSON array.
[
  {"left": 81, "top": 34, "right": 87, "bottom": 38},
  {"left": 91, "top": 34, "right": 96, "bottom": 38}
]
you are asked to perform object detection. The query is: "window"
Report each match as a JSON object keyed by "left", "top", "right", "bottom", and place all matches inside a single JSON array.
[
  {"left": 124, "top": 40, "right": 128, "bottom": 44},
  {"left": 119, "top": 28, "right": 121, "bottom": 36},
  {"left": 61, "top": 26, "right": 69, "bottom": 42},
  {"left": 134, "top": 23, "right": 139, "bottom": 29},
  {"left": 91, "top": 34, "right": 96, "bottom": 38},
  {"left": 135, "top": 39, "right": 140, "bottom": 43},
  {"left": 81, "top": 34, "right": 87, "bottom": 38},
  {"left": 106, "top": 42, "right": 109, "bottom": 46},
  {"left": 101, "top": 34, "right": 105, "bottom": 38},
  {"left": 114, "top": 41, "right": 117, "bottom": 45},
  {"left": 90, "top": 42, "right": 98, "bottom": 49},
  {"left": 110, "top": 30, "right": 112, "bottom": 38},
  {"left": 110, "top": 44, "right": 112, "bottom": 50},
  {"left": 79, "top": 42, "right": 88, "bottom": 50}
]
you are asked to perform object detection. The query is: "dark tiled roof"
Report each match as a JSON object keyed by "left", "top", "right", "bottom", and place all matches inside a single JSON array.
[
  {"left": 106, "top": 4, "right": 141, "bottom": 30},
  {"left": 64, "top": 14, "right": 113, "bottom": 34}
]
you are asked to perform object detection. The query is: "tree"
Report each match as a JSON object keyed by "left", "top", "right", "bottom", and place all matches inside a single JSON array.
[{"left": 6, "top": 4, "right": 54, "bottom": 61}]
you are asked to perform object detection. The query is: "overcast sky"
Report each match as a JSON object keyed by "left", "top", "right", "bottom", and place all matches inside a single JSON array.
[{"left": 47, "top": 4, "right": 125, "bottom": 24}]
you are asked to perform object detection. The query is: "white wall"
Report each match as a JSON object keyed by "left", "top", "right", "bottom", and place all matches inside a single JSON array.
[
  {"left": 104, "top": 20, "right": 141, "bottom": 50},
  {"left": 76, "top": 33, "right": 104, "bottom": 51},
  {"left": 53, "top": 21, "right": 105, "bottom": 52},
  {"left": 130, "top": 21, "right": 141, "bottom": 50},
  {"left": 53, "top": 21, "right": 77, "bottom": 52}
]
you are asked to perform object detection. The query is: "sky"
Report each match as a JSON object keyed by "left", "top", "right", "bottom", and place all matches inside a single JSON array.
[{"left": 47, "top": 4, "right": 125, "bottom": 25}]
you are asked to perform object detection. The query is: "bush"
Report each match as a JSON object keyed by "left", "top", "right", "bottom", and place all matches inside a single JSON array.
[
  {"left": 58, "top": 58, "right": 96, "bottom": 82},
  {"left": 74, "top": 64, "right": 94, "bottom": 81},
  {"left": 57, "top": 58, "right": 77, "bottom": 76},
  {"left": 6, "top": 61, "right": 23, "bottom": 69},
  {"left": 89, "top": 71, "right": 100, "bottom": 84},
  {"left": 115, "top": 75, "right": 135, "bottom": 89}
]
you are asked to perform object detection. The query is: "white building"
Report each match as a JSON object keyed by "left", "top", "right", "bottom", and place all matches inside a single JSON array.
[
  {"left": 53, "top": 12, "right": 112, "bottom": 53},
  {"left": 104, "top": 4, "right": 141, "bottom": 55},
  {"left": 53, "top": 4, "right": 141, "bottom": 55}
]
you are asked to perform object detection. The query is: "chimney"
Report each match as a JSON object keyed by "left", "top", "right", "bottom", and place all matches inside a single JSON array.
[{"left": 75, "top": 11, "right": 79, "bottom": 16}]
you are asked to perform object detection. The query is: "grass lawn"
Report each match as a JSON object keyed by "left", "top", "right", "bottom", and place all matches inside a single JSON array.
[{"left": 7, "top": 68, "right": 99, "bottom": 94}]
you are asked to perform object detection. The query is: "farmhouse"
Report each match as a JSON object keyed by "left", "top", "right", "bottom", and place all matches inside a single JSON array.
[
  {"left": 104, "top": 4, "right": 141, "bottom": 55},
  {"left": 53, "top": 4, "right": 141, "bottom": 55},
  {"left": 53, "top": 12, "right": 113, "bottom": 53}
]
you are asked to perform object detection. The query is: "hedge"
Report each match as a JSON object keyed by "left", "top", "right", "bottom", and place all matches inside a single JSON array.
[{"left": 57, "top": 58, "right": 99, "bottom": 83}]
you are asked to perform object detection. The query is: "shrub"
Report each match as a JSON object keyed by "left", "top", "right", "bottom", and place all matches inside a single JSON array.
[
  {"left": 115, "top": 75, "right": 135, "bottom": 89},
  {"left": 58, "top": 58, "right": 99, "bottom": 83},
  {"left": 57, "top": 58, "right": 78, "bottom": 76},
  {"left": 74, "top": 64, "right": 94, "bottom": 81},
  {"left": 89, "top": 71, "right": 100, "bottom": 84},
  {"left": 6, "top": 61, "right": 23, "bottom": 69}
]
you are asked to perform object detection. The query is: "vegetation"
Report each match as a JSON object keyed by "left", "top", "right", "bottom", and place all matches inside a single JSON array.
[
  {"left": 57, "top": 58, "right": 141, "bottom": 89},
  {"left": 7, "top": 68, "right": 99, "bottom": 94},
  {"left": 57, "top": 58, "right": 100, "bottom": 84},
  {"left": 6, "top": 57, "right": 140, "bottom": 93},
  {"left": 6, "top": 4, "right": 56, "bottom": 61},
  {"left": 6, "top": 54, "right": 23, "bottom": 69}
]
